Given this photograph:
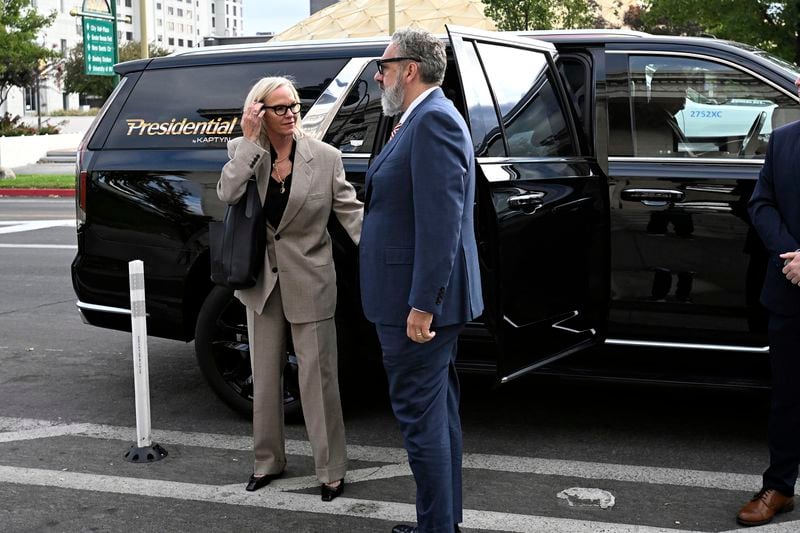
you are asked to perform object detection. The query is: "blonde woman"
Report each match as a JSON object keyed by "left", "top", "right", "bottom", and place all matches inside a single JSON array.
[{"left": 217, "top": 77, "right": 362, "bottom": 500}]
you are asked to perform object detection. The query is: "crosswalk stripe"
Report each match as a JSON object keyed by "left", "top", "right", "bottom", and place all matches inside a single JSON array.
[
  {"left": 0, "top": 219, "right": 74, "bottom": 234},
  {"left": 3, "top": 417, "right": 799, "bottom": 531},
  {"left": 0, "top": 417, "right": 763, "bottom": 491},
  {"left": 0, "top": 466, "right": 691, "bottom": 533},
  {"left": 0, "top": 244, "right": 76, "bottom": 249}
]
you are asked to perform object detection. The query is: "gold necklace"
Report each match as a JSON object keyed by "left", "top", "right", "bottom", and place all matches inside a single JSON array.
[{"left": 272, "top": 154, "right": 290, "bottom": 194}]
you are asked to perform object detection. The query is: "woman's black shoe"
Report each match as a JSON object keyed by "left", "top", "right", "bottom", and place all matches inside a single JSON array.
[
  {"left": 245, "top": 471, "right": 282, "bottom": 492},
  {"left": 320, "top": 479, "right": 344, "bottom": 501}
]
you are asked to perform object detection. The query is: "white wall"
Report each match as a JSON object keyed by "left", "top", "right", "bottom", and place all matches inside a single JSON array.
[{"left": 0, "top": 133, "right": 83, "bottom": 168}]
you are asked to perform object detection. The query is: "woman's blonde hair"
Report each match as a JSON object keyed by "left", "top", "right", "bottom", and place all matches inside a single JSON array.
[{"left": 243, "top": 76, "right": 305, "bottom": 144}]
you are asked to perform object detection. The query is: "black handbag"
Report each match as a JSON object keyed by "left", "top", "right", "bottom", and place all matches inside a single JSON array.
[{"left": 209, "top": 177, "right": 266, "bottom": 289}]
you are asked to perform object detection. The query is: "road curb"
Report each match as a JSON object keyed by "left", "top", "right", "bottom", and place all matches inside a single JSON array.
[{"left": 0, "top": 189, "right": 75, "bottom": 197}]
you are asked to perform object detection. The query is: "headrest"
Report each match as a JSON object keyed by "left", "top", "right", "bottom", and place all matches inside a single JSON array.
[{"left": 772, "top": 107, "right": 800, "bottom": 129}]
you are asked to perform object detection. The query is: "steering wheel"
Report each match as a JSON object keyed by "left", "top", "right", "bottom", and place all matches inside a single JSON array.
[{"left": 739, "top": 111, "right": 767, "bottom": 157}]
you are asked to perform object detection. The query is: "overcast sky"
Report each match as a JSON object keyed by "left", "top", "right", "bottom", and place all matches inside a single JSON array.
[{"left": 243, "top": 1, "right": 310, "bottom": 35}]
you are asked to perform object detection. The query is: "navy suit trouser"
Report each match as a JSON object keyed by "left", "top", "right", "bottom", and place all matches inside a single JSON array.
[
  {"left": 376, "top": 322, "right": 464, "bottom": 533},
  {"left": 763, "top": 312, "right": 800, "bottom": 496}
]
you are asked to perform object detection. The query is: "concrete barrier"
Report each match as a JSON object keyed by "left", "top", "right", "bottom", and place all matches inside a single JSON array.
[{"left": 0, "top": 133, "right": 83, "bottom": 168}]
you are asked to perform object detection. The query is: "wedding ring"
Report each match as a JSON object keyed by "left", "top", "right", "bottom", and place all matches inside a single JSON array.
[{"left": 415, "top": 332, "right": 422, "bottom": 337}]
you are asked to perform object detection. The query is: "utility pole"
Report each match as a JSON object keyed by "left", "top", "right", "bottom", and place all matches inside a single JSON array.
[
  {"left": 388, "top": 0, "right": 395, "bottom": 35},
  {"left": 140, "top": 0, "right": 148, "bottom": 59}
]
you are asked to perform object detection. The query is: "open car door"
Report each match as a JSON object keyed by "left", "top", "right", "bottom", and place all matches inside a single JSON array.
[{"left": 446, "top": 25, "right": 610, "bottom": 384}]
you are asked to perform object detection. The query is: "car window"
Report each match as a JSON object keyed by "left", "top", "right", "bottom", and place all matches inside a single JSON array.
[
  {"left": 450, "top": 40, "right": 504, "bottom": 158},
  {"left": 323, "top": 62, "right": 382, "bottom": 154},
  {"left": 477, "top": 42, "right": 576, "bottom": 158},
  {"left": 104, "top": 59, "right": 347, "bottom": 149},
  {"left": 623, "top": 55, "right": 800, "bottom": 159}
]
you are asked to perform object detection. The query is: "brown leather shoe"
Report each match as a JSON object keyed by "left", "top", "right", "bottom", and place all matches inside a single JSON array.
[{"left": 737, "top": 488, "right": 795, "bottom": 526}]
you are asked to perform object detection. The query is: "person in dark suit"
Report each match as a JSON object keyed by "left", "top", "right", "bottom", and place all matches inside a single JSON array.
[
  {"left": 359, "top": 28, "right": 484, "bottom": 533},
  {"left": 737, "top": 77, "right": 800, "bottom": 527}
]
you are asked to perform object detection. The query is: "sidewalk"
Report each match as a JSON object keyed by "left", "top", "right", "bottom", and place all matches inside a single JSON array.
[{"left": 2, "top": 162, "right": 75, "bottom": 197}]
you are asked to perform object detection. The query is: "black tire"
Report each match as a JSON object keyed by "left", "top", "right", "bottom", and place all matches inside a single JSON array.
[{"left": 194, "top": 285, "right": 302, "bottom": 421}]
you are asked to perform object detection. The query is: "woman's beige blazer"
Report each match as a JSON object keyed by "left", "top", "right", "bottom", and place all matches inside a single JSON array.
[{"left": 217, "top": 135, "right": 363, "bottom": 322}]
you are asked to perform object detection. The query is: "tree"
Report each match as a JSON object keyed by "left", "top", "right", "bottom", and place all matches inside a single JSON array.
[
  {"left": 639, "top": 0, "right": 800, "bottom": 64},
  {"left": 64, "top": 41, "right": 171, "bottom": 101},
  {"left": 481, "top": 0, "right": 597, "bottom": 31},
  {"left": 0, "top": 0, "right": 58, "bottom": 107}
]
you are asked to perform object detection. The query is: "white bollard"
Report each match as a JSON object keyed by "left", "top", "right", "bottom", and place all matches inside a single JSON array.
[{"left": 123, "top": 260, "right": 167, "bottom": 463}]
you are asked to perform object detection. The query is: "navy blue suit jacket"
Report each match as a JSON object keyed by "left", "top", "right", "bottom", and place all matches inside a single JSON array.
[
  {"left": 749, "top": 120, "right": 800, "bottom": 316},
  {"left": 359, "top": 88, "right": 484, "bottom": 326}
]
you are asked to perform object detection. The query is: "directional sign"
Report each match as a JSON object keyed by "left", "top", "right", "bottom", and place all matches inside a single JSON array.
[{"left": 83, "top": 17, "right": 116, "bottom": 76}]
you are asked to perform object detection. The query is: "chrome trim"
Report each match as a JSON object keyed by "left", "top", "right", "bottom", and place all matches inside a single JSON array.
[
  {"left": 606, "top": 49, "right": 800, "bottom": 104},
  {"left": 552, "top": 310, "right": 596, "bottom": 336},
  {"left": 449, "top": 25, "right": 556, "bottom": 55},
  {"left": 672, "top": 202, "right": 732, "bottom": 212},
  {"left": 605, "top": 338, "right": 769, "bottom": 353},
  {"left": 302, "top": 57, "right": 375, "bottom": 140},
  {"left": 76, "top": 301, "right": 132, "bottom": 316},
  {"left": 609, "top": 156, "right": 765, "bottom": 165},
  {"left": 341, "top": 153, "right": 371, "bottom": 159},
  {"left": 478, "top": 156, "right": 588, "bottom": 165},
  {"left": 499, "top": 339, "right": 593, "bottom": 384},
  {"left": 685, "top": 185, "right": 736, "bottom": 194}
]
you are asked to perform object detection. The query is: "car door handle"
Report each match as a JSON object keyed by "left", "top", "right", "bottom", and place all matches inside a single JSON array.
[
  {"left": 621, "top": 188, "right": 685, "bottom": 204},
  {"left": 507, "top": 192, "right": 545, "bottom": 213}
]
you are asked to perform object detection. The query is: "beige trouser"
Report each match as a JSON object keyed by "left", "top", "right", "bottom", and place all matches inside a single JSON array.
[{"left": 246, "top": 281, "right": 347, "bottom": 483}]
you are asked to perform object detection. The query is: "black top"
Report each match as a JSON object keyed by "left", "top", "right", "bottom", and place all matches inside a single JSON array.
[{"left": 265, "top": 140, "right": 296, "bottom": 229}]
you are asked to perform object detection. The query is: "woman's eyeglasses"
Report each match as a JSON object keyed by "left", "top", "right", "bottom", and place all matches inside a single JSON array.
[
  {"left": 262, "top": 102, "right": 302, "bottom": 116},
  {"left": 376, "top": 57, "right": 421, "bottom": 75}
]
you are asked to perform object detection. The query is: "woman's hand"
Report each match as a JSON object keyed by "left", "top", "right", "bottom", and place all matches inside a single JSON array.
[{"left": 242, "top": 101, "right": 264, "bottom": 142}]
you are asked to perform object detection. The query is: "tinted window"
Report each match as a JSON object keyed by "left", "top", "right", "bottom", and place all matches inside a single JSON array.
[
  {"left": 477, "top": 42, "right": 576, "bottom": 158},
  {"left": 450, "top": 40, "right": 503, "bottom": 157},
  {"left": 105, "top": 59, "right": 347, "bottom": 149},
  {"left": 624, "top": 55, "right": 800, "bottom": 159},
  {"left": 323, "top": 62, "right": 382, "bottom": 154}
]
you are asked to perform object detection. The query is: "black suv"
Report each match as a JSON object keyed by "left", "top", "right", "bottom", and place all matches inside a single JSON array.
[{"left": 72, "top": 27, "right": 800, "bottom": 415}]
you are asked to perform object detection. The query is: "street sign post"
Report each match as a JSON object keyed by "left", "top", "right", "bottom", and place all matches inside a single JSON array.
[
  {"left": 83, "top": 17, "right": 116, "bottom": 76},
  {"left": 71, "top": 0, "right": 119, "bottom": 78}
]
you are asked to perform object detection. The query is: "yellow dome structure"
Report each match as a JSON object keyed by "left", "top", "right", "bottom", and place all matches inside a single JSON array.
[
  {"left": 271, "top": 0, "right": 641, "bottom": 42},
  {"left": 272, "top": 0, "right": 497, "bottom": 42}
]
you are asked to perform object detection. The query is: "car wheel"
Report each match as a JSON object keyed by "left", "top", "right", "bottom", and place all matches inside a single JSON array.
[{"left": 194, "top": 285, "right": 302, "bottom": 421}]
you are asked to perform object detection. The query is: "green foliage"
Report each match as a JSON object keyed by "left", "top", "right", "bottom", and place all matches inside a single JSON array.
[
  {"left": 0, "top": 173, "right": 73, "bottom": 188},
  {"left": 0, "top": 0, "right": 58, "bottom": 106},
  {"left": 64, "top": 41, "right": 171, "bottom": 100},
  {"left": 48, "top": 108, "right": 99, "bottom": 117},
  {"left": 0, "top": 113, "right": 62, "bottom": 136},
  {"left": 481, "top": 0, "right": 597, "bottom": 31},
  {"left": 639, "top": 0, "right": 800, "bottom": 64}
]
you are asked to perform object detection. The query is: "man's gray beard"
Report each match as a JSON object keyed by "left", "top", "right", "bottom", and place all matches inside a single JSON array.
[{"left": 381, "top": 81, "right": 404, "bottom": 116}]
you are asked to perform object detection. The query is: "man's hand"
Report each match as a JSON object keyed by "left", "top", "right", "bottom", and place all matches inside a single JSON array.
[
  {"left": 407, "top": 308, "right": 435, "bottom": 343},
  {"left": 780, "top": 251, "right": 800, "bottom": 284}
]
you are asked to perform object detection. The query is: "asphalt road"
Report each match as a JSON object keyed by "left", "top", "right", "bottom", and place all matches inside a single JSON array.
[{"left": 0, "top": 198, "right": 796, "bottom": 532}]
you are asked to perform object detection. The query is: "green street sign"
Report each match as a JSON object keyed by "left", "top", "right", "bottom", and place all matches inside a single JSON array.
[{"left": 83, "top": 17, "right": 116, "bottom": 76}]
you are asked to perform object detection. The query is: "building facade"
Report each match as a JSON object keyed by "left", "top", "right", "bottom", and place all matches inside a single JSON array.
[{"left": 1, "top": 0, "right": 244, "bottom": 118}]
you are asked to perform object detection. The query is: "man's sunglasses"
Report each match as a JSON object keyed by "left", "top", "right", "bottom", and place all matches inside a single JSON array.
[
  {"left": 262, "top": 102, "right": 302, "bottom": 116},
  {"left": 376, "top": 56, "right": 421, "bottom": 75}
]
